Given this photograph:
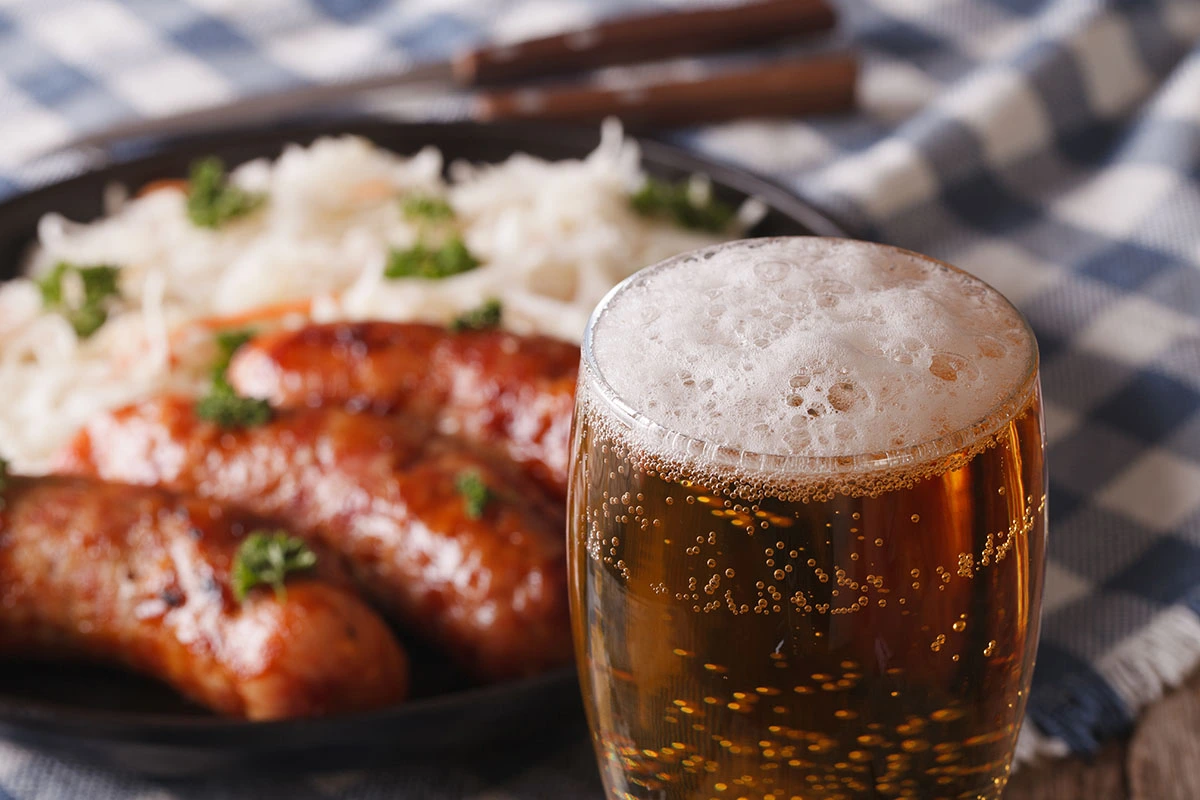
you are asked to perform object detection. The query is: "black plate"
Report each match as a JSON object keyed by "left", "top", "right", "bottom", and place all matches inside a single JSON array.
[{"left": 0, "top": 118, "right": 843, "bottom": 778}]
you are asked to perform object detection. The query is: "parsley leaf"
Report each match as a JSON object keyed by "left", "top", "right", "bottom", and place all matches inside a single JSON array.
[
  {"left": 455, "top": 470, "right": 492, "bottom": 520},
  {"left": 0, "top": 457, "right": 9, "bottom": 496},
  {"left": 450, "top": 299, "right": 502, "bottom": 333},
  {"left": 195, "top": 329, "right": 272, "bottom": 429},
  {"left": 196, "top": 385, "right": 273, "bottom": 429},
  {"left": 79, "top": 263, "right": 121, "bottom": 301},
  {"left": 210, "top": 328, "right": 256, "bottom": 382},
  {"left": 37, "top": 261, "right": 122, "bottom": 338},
  {"left": 35, "top": 263, "right": 67, "bottom": 307},
  {"left": 187, "top": 157, "right": 265, "bottom": 229},
  {"left": 231, "top": 530, "right": 317, "bottom": 602},
  {"left": 402, "top": 194, "right": 455, "bottom": 222},
  {"left": 385, "top": 236, "right": 480, "bottom": 280},
  {"left": 68, "top": 305, "right": 109, "bottom": 339},
  {"left": 630, "top": 177, "right": 736, "bottom": 233}
]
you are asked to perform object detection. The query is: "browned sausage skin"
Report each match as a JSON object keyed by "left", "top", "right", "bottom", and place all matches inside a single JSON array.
[
  {"left": 226, "top": 322, "right": 579, "bottom": 499},
  {"left": 0, "top": 476, "right": 408, "bottom": 720},
  {"left": 56, "top": 397, "right": 573, "bottom": 682}
]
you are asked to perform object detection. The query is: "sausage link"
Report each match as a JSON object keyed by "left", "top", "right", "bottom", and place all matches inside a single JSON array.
[
  {"left": 56, "top": 397, "right": 573, "bottom": 682},
  {"left": 226, "top": 322, "right": 579, "bottom": 499},
  {"left": 0, "top": 476, "right": 408, "bottom": 719}
]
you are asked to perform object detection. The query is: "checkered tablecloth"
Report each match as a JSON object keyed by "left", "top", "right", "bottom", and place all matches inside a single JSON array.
[{"left": 1, "top": 0, "right": 1199, "bottom": 797}]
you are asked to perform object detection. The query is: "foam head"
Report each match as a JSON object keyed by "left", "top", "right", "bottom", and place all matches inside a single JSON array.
[{"left": 587, "top": 237, "right": 1035, "bottom": 462}]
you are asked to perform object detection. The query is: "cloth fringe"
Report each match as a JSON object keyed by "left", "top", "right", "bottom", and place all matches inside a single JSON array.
[{"left": 1018, "top": 603, "right": 1200, "bottom": 765}]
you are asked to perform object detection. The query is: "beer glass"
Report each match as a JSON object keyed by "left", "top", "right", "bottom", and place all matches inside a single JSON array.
[{"left": 568, "top": 238, "right": 1046, "bottom": 800}]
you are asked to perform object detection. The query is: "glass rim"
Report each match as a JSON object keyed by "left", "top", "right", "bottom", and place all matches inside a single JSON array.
[{"left": 580, "top": 236, "right": 1042, "bottom": 478}]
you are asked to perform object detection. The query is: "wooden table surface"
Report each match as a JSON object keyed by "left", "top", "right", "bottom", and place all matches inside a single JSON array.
[{"left": 1005, "top": 668, "right": 1200, "bottom": 799}]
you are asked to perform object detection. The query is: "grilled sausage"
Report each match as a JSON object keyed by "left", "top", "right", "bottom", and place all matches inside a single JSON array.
[
  {"left": 226, "top": 322, "right": 579, "bottom": 499},
  {"left": 0, "top": 476, "right": 408, "bottom": 720},
  {"left": 56, "top": 397, "right": 573, "bottom": 682}
]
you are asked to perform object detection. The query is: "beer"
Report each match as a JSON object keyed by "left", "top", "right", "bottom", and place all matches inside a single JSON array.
[{"left": 568, "top": 238, "right": 1046, "bottom": 800}]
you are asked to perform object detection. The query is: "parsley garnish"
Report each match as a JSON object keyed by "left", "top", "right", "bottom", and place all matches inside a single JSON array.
[
  {"left": 630, "top": 177, "right": 736, "bottom": 233},
  {"left": 187, "top": 157, "right": 265, "bottom": 229},
  {"left": 385, "top": 236, "right": 480, "bottom": 280},
  {"left": 402, "top": 194, "right": 455, "bottom": 222},
  {"left": 196, "top": 386, "right": 273, "bottom": 429},
  {"left": 37, "top": 262, "right": 122, "bottom": 338},
  {"left": 210, "top": 328, "right": 256, "bottom": 382},
  {"left": 231, "top": 531, "right": 317, "bottom": 602},
  {"left": 195, "top": 329, "right": 272, "bottom": 429},
  {"left": 455, "top": 470, "right": 492, "bottom": 520},
  {"left": 0, "top": 457, "right": 9, "bottom": 501},
  {"left": 450, "top": 299, "right": 502, "bottom": 333}
]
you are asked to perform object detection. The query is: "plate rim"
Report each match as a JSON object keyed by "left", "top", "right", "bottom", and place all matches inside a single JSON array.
[
  {"left": 0, "top": 118, "right": 847, "bottom": 244},
  {"left": 0, "top": 665, "right": 579, "bottom": 742}
]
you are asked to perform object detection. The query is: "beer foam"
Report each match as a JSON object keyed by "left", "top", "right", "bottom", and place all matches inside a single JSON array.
[{"left": 588, "top": 238, "right": 1035, "bottom": 464}]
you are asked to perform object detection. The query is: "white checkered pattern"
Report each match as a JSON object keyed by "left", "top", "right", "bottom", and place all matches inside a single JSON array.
[{"left": 0, "top": 0, "right": 1199, "bottom": 796}]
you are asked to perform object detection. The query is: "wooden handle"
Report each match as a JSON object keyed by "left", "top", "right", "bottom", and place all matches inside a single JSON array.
[
  {"left": 454, "top": 0, "right": 837, "bottom": 87},
  {"left": 475, "top": 53, "right": 857, "bottom": 128}
]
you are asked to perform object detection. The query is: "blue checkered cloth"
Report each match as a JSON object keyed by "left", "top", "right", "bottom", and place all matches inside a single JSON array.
[{"left": 1, "top": 0, "right": 1199, "bottom": 796}]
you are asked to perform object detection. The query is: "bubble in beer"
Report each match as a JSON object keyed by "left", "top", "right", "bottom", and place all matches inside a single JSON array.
[{"left": 590, "top": 238, "right": 1032, "bottom": 460}]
